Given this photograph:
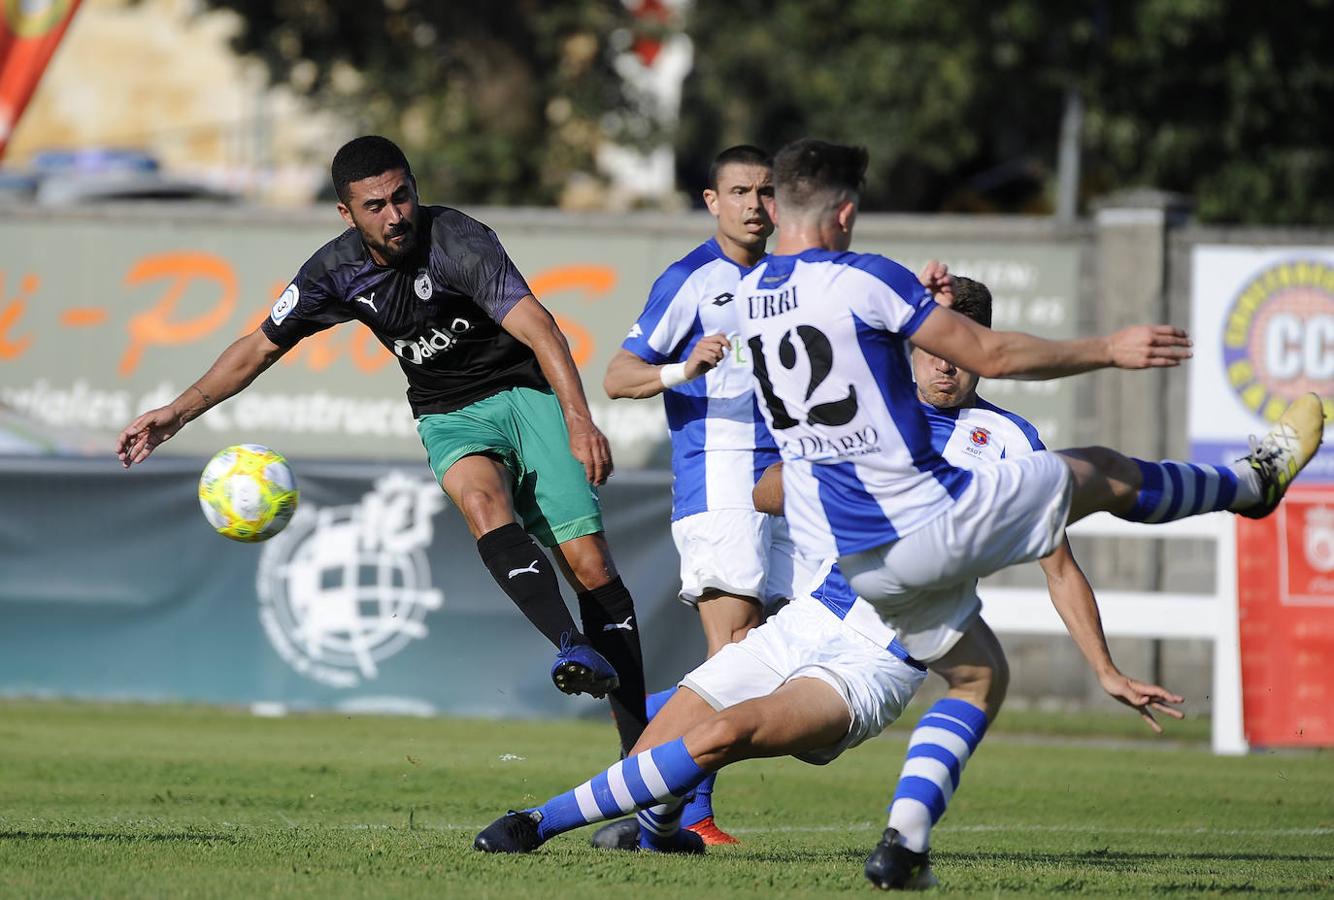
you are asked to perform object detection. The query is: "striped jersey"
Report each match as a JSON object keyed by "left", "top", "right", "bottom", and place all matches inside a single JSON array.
[
  {"left": 623, "top": 237, "right": 780, "bottom": 520},
  {"left": 736, "top": 249, "right": 970, "bottom": 560},
  {"left": 806, "top": 396, "right": 1043, "bottom": 658},
  {"left": 922, "top": 397, "right": 1046, "bottom": 464}
]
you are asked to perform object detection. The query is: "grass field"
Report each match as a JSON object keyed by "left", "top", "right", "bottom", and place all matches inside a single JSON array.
[{"left": 0, "top": 700, "right": 1330, "bottom": 898}]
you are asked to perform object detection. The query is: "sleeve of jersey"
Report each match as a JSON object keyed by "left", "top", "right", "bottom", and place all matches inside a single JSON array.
[
  {"left": 260, "top": 266, "right": 349, "bottom": 348},
  {"left": 621, "top": 265, "right": 699, "bottom": 365},
  {"left": 847, "top": 254, "right": 939, "bottom": 336},
  {"left": 434, "top": 215, "right": 532, "bottom": 323}
]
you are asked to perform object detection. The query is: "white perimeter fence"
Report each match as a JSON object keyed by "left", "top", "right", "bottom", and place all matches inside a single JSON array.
[{"left": 978, "top": 512, "right": 1245, "bottom": 755}]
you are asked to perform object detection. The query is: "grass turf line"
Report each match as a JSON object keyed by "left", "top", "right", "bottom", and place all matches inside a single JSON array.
[{"left": 0, "top": 700, "right": 1329, "bottom": 898}]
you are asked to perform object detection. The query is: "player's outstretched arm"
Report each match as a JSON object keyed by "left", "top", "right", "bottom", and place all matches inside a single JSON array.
[
  {"left": 911, "top": 305, "right": 1192, "bottom": 381},
  {"left": 1038, "top": 539, "right": 1185, "bottom": 733},
  {"left": 501, "top": 295, "right": 613, "bottom": 485},
  {"left": 603, "top": 334, "right": 731, "bottom": 400},
  {"left": 115, "top": 328, "right": 287, "bottom": 469}
]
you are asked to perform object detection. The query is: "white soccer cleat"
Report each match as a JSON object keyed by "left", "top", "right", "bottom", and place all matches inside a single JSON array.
[{"left": 1238, "top": 393, "right": 1326, "bottom": 520}]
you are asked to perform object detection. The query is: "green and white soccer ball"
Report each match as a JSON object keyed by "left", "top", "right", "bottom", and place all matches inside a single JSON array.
[{"left": 198, "top": 444, "right": 299, "bottom": 543}]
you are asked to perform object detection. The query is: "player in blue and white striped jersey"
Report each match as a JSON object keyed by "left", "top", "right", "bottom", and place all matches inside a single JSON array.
[
  {"left": 738, "top": 138, "right": 1321, "bottom": 639},
  {"left": 603, "top": 146, "right": 800, "bottom": 843}
]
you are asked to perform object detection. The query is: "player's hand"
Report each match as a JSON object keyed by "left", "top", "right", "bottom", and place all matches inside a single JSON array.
[
  {"left": 1107, "top": 325, "right": 1192, "bottom": 369},
  {"left": 115, "top": 405, "right": 185, "bottom": 469},
  {"left": 684, "top": 332, "right": 731, "bottom": 380},
  {"left": 918, "top": 259, "right": 954, "bottom": 306},
  {"left": 1099, "top": 671, "right": 1185, "bottom": 733},
  {"left": 568, "top": 417, "right": 614, "bottom": 486}
]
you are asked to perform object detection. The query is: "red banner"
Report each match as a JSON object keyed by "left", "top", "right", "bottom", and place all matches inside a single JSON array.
[
  {"left": 1237, "top": 485, "right": 1334, "bottom": 747},
  {"left": 0, "top": 0, "right": 82, "bottom": 158}
]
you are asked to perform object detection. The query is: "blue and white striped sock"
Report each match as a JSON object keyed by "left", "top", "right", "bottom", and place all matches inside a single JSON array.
[
  {"left": 887, "top": 698, "right": 989, "bottom": 853},
  {"left": 1118, "top": 459, "right": 1260, "bottom": 523},
  {"left": 645, "top": 686, "right": 716, "bottom": 830},
  {"left": 637, "top": 799, "right": 689, "bottom": 849},
  {"left": 531, "top": 738, "right": 707, "bottom": 841}
]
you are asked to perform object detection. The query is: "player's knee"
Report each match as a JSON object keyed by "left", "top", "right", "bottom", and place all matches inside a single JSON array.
[
  {"left": 456, "top": 487, "right": 510, "bottom": 531},
  {"left": 688, "top": 709, "right": 757, "bottom": 766}
]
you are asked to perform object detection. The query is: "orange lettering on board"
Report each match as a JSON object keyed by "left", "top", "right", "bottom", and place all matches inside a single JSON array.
[
  {"left": 528, "top": 265, "right": 617, "bottom": 369},
  {"left": 60, "top": 308, "right": 109, "bottom": 327},
  {"left": 119, "top": 252, "right": 237, "bottom": 376},
  {"left": 0, "top": 273, "right": 39, "bottom": 360}
]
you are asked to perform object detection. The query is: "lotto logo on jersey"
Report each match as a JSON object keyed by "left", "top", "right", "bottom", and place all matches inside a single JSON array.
[
  {"left": 970, "top": 427, "right": 991, "bottom": 447},
  {"left": 1222, "top": 259, "right": 1334, "bottom": 424}
]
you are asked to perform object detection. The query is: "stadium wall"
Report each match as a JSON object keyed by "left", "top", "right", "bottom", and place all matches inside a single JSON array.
[{"left": 1, "top": 200, "right": 1331, "bottom": 720}]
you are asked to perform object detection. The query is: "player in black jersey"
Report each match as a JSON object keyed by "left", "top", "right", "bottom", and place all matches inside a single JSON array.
[{"left": 115, "top": 136, "right": 648, "bottom": 754}]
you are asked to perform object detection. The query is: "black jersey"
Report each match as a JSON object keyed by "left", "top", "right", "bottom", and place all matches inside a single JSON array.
[{"left": 261, "top": 206, "right": 547, "bottom": 416}]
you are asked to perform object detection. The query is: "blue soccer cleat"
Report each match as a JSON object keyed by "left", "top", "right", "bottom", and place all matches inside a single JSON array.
[{"left": 551, "top": 634, "right": 620, "bottom": 698}]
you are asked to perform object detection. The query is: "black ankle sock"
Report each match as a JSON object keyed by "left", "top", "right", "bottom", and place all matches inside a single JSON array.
[
  {"left": 477, "top": 523, "right": 582, "bottom": 649},
  {"left": 578, "top": 577, "right": 648, "bottom": 754}
]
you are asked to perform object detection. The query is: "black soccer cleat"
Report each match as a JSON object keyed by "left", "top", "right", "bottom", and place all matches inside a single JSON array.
[
  {"left": 474, "top": 810, "right": 545, "bottom": 854},
  {"left": 590, "top": 817, "right": 641, "bottom": 851},
  {"left": 864, "top": 827, "right": 939, "bottom": 891},
  {"left": 639, "top": 827, "right": 706, "bottom": 854}
]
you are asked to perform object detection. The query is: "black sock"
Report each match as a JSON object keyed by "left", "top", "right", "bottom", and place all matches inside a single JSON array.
[
  {"left": 477, "top": 523, "right": 582, "bottom": 649},
  {"left": 578, "top": 577, "right": 648, "bottom": 755}
]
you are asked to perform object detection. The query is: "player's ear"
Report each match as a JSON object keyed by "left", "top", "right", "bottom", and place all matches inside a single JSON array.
[
  {"left": 702, "top": 188, "right": 719, "bottom": 215},
  {"left": 836, "top": 198, "right": 857, "bottom": 232},
  {"left": 763, "top": 193, "right": 778, "bottom": 226},
  {"left": 337, "top": 201, "right": 355, "bottom": 229}
]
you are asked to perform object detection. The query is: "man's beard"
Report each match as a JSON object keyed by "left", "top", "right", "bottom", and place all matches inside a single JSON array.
[{"left": 373, "top": 225, "right": 418, "bottom": 266}]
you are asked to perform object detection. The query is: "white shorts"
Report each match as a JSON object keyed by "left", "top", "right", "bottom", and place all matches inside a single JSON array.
[
  {"left": 839, "top": 451, "right": 1072, "bottom": 662},
  {"left": 672, "top": 509, "right": 802, "bottom": 608},
  {"left": 680, "top": 598, "right": 928, "bottom": 765}
]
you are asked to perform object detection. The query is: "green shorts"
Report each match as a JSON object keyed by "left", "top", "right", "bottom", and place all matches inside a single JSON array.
[{"left": 417, "top": 386, "right": 603, "bottom": 547}]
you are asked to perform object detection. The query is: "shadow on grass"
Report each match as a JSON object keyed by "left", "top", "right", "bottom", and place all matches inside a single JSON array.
[
  {"left": 0, "top": 829, "right": 239, "bottom": 844},
  {"left": 941, "top": 849, "right": 1334, "bottom": 866}
]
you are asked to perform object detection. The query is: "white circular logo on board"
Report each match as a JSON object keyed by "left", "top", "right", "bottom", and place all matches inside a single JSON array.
[{"left": 256, "top": 472, "right": 444, "bottom": 688}]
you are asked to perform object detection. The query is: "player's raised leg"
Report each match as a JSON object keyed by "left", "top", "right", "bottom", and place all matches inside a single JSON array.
[
  {"left": 866, "top": 619, "right": 1006, "bottom": 890},
  {"left": 1063, "top": 392, "right": 1325, "bottom": 525},
  {"left": 554, "top": 533, "right": 649, "bottom": 756},
  {"left": 440, "top": 454, "right": 611, "bottom": 690}
]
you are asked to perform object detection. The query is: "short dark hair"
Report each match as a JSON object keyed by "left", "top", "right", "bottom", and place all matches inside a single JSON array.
[
  {"left": 950, "top": 276, "right": 993, "bottom": 328},
  {"left": 708, "top": 145, "right": 771, "bottom": 190},
  {"left": 331, "top": 136, "right": 412, "bottom": 203},
  {"left": 772, "top": 139, "right": 867, "bottom": 212}
]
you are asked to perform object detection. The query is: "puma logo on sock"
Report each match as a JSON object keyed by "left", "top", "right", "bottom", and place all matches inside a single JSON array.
[
  {"left": 507, "top": 560, "right": 541, "bottom": 579},
  {"left": 602, "top": 616, "right": 634, "bottom": 632}
]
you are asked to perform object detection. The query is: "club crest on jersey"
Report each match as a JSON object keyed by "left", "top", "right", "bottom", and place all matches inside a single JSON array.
[
  {"left": 271, "top": 284, "right": 298, "bottom": 325},
  {"left": 414, "top": 268, "right": 433, "bottom": 300},
  {"left": 970, "top": 427, "right": 991, "bottom": 447}
]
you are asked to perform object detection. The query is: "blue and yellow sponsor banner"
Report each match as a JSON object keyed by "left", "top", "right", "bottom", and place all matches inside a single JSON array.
[{"left": 1189, "top": 247, "right": 1334, "bottom": 481}]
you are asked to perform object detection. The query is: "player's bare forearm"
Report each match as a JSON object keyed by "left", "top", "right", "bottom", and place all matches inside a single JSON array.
[
  {"left": 604, "top": 349, "right": 667, "bottom": 400},
  {"left": 172, "top": 330, "right": 285, "bottom": 424},
  {"left": 1038, "top": 538, "right": 1118, "bottom": 680},
  {"left": 753, "top": 462, "right": 784, "bottom": 516},
  {"left": 116, "top": 328, "right": 284, "bottom": 467},
  {"left": 912, "top": 307, "right": 1191, "bottom": 380}
]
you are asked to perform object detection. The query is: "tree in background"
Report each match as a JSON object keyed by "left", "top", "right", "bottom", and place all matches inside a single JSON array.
[
  {"left": 678, "top": 0, "right": 1334, "bottom": 224},
  {"left": 206, "top": 0, "right": 1333, "bottom": 224},
  {"left": 201, "top": 0, "right": 632, "bottom": 206}
]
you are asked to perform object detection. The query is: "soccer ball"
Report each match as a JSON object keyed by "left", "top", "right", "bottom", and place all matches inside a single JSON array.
[{"left": 198, "top": 444, "right": 299, "bottom": 543}]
